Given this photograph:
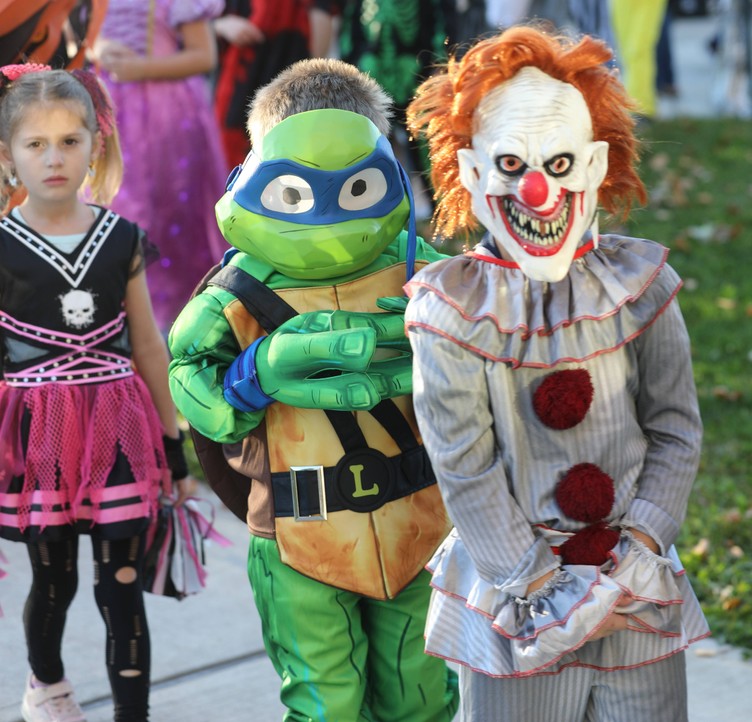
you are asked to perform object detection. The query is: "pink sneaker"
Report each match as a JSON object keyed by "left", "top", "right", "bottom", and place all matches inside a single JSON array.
[{"left": 21, "top": 674, "right": 86, "bottom": 722}]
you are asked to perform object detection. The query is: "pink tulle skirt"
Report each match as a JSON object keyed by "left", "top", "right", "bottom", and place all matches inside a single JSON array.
[{"left": 0, "top": 377, "right": 171, "bottom": 540}]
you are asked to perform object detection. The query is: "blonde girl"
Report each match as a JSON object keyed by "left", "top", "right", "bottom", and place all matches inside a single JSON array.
[{"left": 0, "top": 65, "right": 189, "bottom": 722}]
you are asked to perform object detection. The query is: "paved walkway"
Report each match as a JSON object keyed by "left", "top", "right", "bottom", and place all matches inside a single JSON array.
[
  {"left": 656, "top": 10, "right": 749, "bottom": 119},
  {"left": 2, "top": 480, "right": 752, "bottom": 722},
  {"left": 0, "top": 493, "right": 285, "bottom": 722},
  {"left": 2, "top": 13, "right": 752, "bottom": 722}
]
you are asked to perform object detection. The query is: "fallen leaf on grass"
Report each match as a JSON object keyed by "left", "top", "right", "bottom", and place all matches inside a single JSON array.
[
  {"left": 692, "top": 538, "right": 710, "bottom": 557},
  {"left": 687, "top": 223, "right": 736, "bottom": 244},
  {"left": 687, "top": 223, "right": 716, "bottom": 242},
  {"left": 650, "top": 173, "right": 692, "bottom": 208},
  {"left": 712, "top": 386, "right": 742, "bottom": 401},
  {"left": 720, "top": 584, "right": 735, "bottom": 601},
  {"left": 673, "top": 234, "right": 691, "bottom": 252},
  {"left": 728, "top": 545, "right": 744, "bottom": 559},
  {"left": 716, "top": 297, "right": 737, "bottom": 311},
  {"left": 723, "top": 597, "right": 742, "bottom": 611},
  {"left": 649, "top": 152, "right": 671, "bottom": 171},
  {"left": 683, "top": 277, "right": 699, "bottom": 291},
  {"left": 726, "top": 223, "right": 743, "bottom": 241},
  {"left": 721, "top": 509, "right": 743, "bottom": 524}
]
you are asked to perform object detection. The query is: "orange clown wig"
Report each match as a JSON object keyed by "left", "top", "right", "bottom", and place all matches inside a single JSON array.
[{"left": 407, "top": 25, "right": 647, "bottom": 239}]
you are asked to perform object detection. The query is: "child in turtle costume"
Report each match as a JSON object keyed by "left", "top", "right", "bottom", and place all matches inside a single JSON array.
[{"left": 168, "top": 58, "right": 458, "bottom": 721}]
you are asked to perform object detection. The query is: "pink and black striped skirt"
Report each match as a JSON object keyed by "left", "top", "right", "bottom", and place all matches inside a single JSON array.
[{"left": 0, "top": 376, "right": 171, "bottom": 542}]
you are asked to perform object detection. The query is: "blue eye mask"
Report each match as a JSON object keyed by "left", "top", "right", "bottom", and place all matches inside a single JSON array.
[{"left": 225, "top": 135, "right": 405, "bottom": 225}]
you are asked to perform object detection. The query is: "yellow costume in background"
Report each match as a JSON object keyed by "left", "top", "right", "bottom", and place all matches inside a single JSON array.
[{"left": 610, "top": 0, "right": 668, "bottom": 117}]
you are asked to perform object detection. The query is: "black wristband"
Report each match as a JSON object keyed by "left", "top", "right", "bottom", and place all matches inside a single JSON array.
[{"left": 162, "top": 430, "right": 189, "bottom": 481}]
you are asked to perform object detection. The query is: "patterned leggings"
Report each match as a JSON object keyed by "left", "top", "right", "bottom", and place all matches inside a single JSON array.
[{"left": 24, "top": 534, "right": 150, "bottom": 722}]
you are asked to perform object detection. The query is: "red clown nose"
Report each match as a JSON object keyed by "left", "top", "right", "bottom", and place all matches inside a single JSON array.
[{"left": 518, "top": 170, "right": 548, "bottom": 207}]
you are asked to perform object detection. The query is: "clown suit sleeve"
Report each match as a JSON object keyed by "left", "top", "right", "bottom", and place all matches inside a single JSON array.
[
  {"left": 168, "top": 288, "right": 266, "bottom": 444},
  {"left": 621, "top": 295, "right": 702, "bottom": 553},
  {"left": 602, "top": 293, "right": 706, "bottom": 645}
]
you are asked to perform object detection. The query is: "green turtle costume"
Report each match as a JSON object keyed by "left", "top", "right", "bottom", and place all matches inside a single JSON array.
[{"left": 168, "top": 109, "right": 458, "bottom": 721}]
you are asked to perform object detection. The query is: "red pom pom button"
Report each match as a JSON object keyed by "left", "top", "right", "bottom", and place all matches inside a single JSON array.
[
  {"left": 555, "top": 462, "right": 615, "bottom": 522},
  {"left": 533, "top": 369, "right": 594, "bottom": 430},
  {"left": 559, "top": 523, "right": 620, "bottom": 566}
]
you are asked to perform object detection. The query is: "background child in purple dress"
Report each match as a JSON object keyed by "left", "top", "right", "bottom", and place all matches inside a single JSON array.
[{"left": 94, "top": 0, "right": 229, "bottom": 334}]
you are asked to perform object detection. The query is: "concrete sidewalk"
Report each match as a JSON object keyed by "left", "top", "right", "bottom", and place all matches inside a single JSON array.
[
  {"left": 0, "top": 487, "right": 285, "bottom": 722},
  {"left": 2, "top": 480, "right": 752, "bottom": 722},
  {"left": 656, "top": 11, "right": 746, "bottom": 120},
  {"left": 655, "top": 13, "right": 716, "bottom": 119}
]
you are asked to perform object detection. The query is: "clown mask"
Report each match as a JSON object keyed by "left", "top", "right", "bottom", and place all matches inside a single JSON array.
[{"left": 457, "top": 66, "right": 609, "bottom": 282}]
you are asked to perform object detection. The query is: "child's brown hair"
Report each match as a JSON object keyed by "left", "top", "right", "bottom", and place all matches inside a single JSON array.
[{"left": 247, "top": 58, "right": 393, "bottom": 148}]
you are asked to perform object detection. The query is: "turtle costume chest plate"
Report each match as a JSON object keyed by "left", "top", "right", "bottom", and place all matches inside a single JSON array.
[{"left": 222, "top": 262, "right": 451, "bottom": 599}]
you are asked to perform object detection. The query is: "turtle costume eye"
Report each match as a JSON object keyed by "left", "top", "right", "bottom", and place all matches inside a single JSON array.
[
  {"left": 338, "top": 168, "right": 389, "bottom": 210},
  {"left": 217, "top": 109, "right": 415, "bottom": 280},
  {"left": 261, "top": 175, "right": 315, "bottom": 214}
]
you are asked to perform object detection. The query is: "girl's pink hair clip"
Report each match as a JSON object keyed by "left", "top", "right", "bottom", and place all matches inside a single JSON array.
[{"left": 0, "top": 63, "right": 52, "bottom": 81}]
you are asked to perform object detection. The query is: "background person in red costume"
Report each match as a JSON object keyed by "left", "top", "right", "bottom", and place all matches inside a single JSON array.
[{"left": 213, "top": 0, "right": 314, "bottom": 168}]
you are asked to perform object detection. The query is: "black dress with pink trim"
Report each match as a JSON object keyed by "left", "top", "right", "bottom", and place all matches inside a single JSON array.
[{"left": 0, "top": 207, "right": 171, "bottom": 542}]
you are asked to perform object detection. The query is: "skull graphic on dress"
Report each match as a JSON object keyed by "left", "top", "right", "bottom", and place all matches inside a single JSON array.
[{"left": 59, "top": 289, "right": 97, "bottom": 329}]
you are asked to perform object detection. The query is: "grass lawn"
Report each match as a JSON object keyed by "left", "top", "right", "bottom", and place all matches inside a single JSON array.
[
  {"left": 183, "top": 116, "right": 752, "bottom": 655},
  {"left": 622, "top": 117, "right": 752, "bottom": 655}
]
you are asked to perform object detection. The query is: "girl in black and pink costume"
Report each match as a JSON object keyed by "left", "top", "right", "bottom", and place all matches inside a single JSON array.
[{"left": 0, "top": 65, "right": 188, "bottom": 722}]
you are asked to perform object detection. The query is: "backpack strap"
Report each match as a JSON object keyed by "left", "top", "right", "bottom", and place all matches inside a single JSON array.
[
  {"left": 204, "top": 261, "right": 434, "bottom": 521},
  {"left": 209, "top": 263, "right": 296, "bottom": 333},
  {"left": 185, "top": 263, "right": 252, "bottom": 522}
]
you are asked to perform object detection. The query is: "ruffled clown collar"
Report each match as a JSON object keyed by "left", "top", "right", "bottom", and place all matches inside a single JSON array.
[{"left": 404, "top": 234, "right": 682, "bottom": 368}]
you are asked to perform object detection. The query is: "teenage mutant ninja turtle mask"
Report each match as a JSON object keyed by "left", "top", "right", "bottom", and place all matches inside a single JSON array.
[
  {"left": 457, "top": 66, "right": 609, "bottom": 283},
  {"left": 216, "top": 108, "right": 411, "bottom": 280}
]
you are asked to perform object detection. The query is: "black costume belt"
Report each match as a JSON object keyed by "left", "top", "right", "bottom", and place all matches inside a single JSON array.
[{"left": 272, "top": 445, "right": 436, "bottom": 520}]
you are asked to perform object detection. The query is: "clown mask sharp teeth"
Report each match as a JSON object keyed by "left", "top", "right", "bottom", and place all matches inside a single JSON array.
[{"left": 463, "top": 66, "right": 608, "bottom": 282}]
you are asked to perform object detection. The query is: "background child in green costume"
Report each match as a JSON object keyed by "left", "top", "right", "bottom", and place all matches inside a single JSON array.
[{"left": 168, "top": 58, "right": 459, "bottom": 721}]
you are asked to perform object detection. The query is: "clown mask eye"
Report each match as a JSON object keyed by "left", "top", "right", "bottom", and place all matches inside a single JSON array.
[
  {"left": 496, "top": 155, "right": 526, "bottom": 177},
  {"left": 338, "top": 167, "right": 388, "bottom": 211},
  {"left": 544, "top": 153, "right": 574, "bottom": 177},
  {"left": 261, "top": 175, "right": 315, "bottom": 214}
]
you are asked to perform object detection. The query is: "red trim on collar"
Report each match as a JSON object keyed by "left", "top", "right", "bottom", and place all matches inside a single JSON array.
[{"left": 466, "top": 238, "right": 598, "bottom": 268}]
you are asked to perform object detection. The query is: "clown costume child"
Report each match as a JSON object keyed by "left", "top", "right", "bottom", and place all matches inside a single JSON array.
[{"left": 403, "top": 26, "right": 709, "bottom": 722}]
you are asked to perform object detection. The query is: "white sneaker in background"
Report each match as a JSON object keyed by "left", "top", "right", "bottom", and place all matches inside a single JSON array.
[{"left": 21, "top": 674, "right": 86, "bottom": 722}]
